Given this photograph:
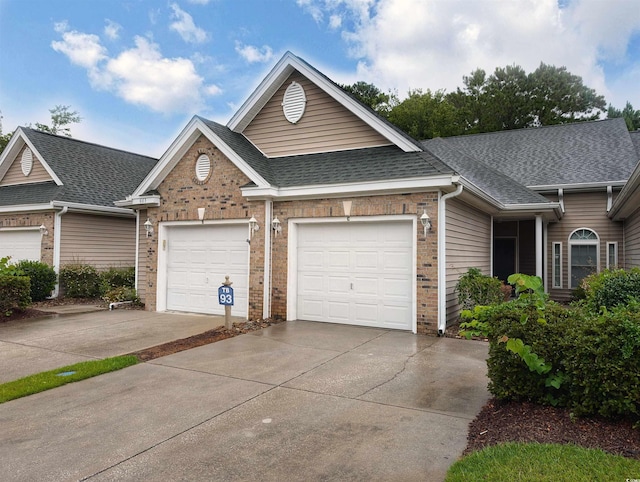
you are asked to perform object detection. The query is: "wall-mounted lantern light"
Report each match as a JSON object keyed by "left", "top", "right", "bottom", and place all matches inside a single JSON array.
[
  {"left": 420, "top": 209, "right": 431, "bottom": 236},
  {"left": 144, "top": 218, "right": 154, "bottom": 237},
  {"left": 343, "top": 200, "right": 352, "bottom": 221},
  {"left": 197, "top": 207, "right": 205, "bottom": 223},
  {"left": 272, "top": 216, "right": 282, "bottom": 237},
  {"left": 39, "top": 224, "right": 48, "bottom": 236},
  {"left": 249, "top": 216, "right": 259, "bottom": 239}
]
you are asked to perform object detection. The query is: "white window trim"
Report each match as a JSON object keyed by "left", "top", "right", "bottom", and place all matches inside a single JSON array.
[
  {"left": 552, "top": 242, "right": 562, "bottom": 289},
  {"left": 568, "top": 228, "right": 600, "bottom": 289},
  {"left": 606, "top": 242, "right": 618, "bottom": 269}
]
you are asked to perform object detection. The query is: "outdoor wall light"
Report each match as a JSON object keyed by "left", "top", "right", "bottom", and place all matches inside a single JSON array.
[
  {"left": 144, "top": 218, "right": 154, "bottom": 237},
  {"left": 420, "top": 209, "right": 431, "bottom": 236},
  {"left": 197, "top": 207, "right": 205, "bottom": 223},
  {"left": 249, "top": 216, "right": 259, "bottom": 238},
  {"left": 342, "top": 200, "right": 352, "bottom": 221},
  {"left": 39, "top": 224, "right": 48, "bottom": 236},
  {"left": 272, "top": 216, "right": 282, "bottom": 237}
]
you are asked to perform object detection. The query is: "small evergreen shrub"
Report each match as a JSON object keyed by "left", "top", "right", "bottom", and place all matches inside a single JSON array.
[
  {"left": 581, "top": 268, "right": 640, "bottom": 312},
  {"left": 59, "top": 263, "right": 100, "bottom": 298},
  {"left": 102, "top": 286, "right": 139, "bottom": 304},
  {"left": 455, "top": 268, "right": 505, "bottom": 310},
  {"left": 0, "top": 275, "right": 31, "bottom": 315},
  {"left": 99, "top": 266, "right": 135, "bottom": 295},
  {"left": 15, "top": 260, "right": 57, "bottom": 302}
]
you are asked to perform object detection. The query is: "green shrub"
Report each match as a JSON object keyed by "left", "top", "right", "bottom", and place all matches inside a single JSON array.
[
  {"left": 59, "top": 263, "right": 100, "bottom": 298},
  {"left": 102, "top": 286, "right": 139, "bottom": 304},
  {"left": 455, "top": 268, "right": 506, "bottom": 311},
  {"left": 0, "top": 256, "right": 24, "bottom": 276},
  {"left": 0, "top": 275, "right": 31, "bottom": 315},
  {"left": 99, "top": 266, "right": 135, "bottom": 295},
  {"left": 581, "top": 268, "right": 640, "bottom": 312},
  {"left": 15, "top": 260, "right": 57, "bottom": 302},
  {"left": 559, "top": 302, "right": 640, "bottom": 418}
]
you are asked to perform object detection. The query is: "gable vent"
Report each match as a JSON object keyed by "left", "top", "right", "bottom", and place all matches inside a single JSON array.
[
  {"left": 282, "top": 81, "right": 307, "bottom": 124},
  {"left": 195, "top": 154, "right": 211, "bottom": 181},
  {"left": 21, "top": 148, "right": 33, "bottom": 176}
]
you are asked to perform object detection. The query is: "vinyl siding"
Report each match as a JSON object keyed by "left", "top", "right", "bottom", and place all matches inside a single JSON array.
[
  {"left": 0, "top": 145, "right": 53, "bottom": 186},
  {"left": 59, "top": 213, "right": 136, "bottom": 269},
  {"left": 446, "top": 198, "right": 492, "bottom": 323},
  {"left": 546, "top": 191, "right": 624, "bottom": 301},
  {"left": 243, "top": 71, "right": 392, "bottom": 157},
  {"left": 624, "top": 206, "right": 640, "bottom": 268}
]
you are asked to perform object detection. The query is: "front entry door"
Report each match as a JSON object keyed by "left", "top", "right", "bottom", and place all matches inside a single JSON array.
[{"left": 494, "top": 237, "right": 516, "bottom": 283}]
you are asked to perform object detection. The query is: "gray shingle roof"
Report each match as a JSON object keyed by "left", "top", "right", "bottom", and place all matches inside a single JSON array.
[
  {"left": 0, "top": 128, "right": 158, "bottom": 208},
  {"left": 198, "top": 117, "right": 453, "bottom": 187},
  {"left": 424, "top": 118, "right": 636, "bottom": 187},
  {"left": 630, "top": 130, "right": 640, "bottom": 160}
]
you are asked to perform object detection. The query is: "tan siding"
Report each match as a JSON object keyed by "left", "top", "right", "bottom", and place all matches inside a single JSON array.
[
  {"left": 0, "top": 145, "right": 53, "bottom": 186},
  {"left": 137, "top": 210, "right": 147, "bottom": 303},
  {"left": 446, "top": 198, "right": 492, "bottom": 323},
  {"left": 243, "top": 71, "right": 392, "bottom": 157},
  {"left": 60, "top": 213, "right": 136, "bottom": 269},
  {"left": 546, "top": 191, "right": 624, "bottom": 301},
  {"left": 624, "top": 207, "right": 640, "bottom": 268}
]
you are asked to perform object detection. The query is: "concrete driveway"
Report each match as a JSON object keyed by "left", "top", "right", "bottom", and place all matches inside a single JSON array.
[{"left": 0, "top": 312, "right": 489, "bottom": 482}]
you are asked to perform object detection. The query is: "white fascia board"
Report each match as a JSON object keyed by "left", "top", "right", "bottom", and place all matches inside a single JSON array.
[
  {"left": 114, "top": 195, "right": 161, "bottom": 208},
  {"left": 0, "top": 203, "right": 54, "bottom": 214},
  {"left": 609, "top": 160, "right": 640, "bottom": 219},
  {"left": 242, "top": 174, "right": 458, "bottom": 200},
  {"left": 529, "top": 181, "right": 627, "bottom": 192},
  {"left": 133, "top": 117, "right": 269, "bottom": 196},
  {"left": 227, "top": 52, "right": 421, "bottom": 153},
  {"left": 51, "top": 201, "right": 135, "bottom": 217},
  {"left": 0, "top": 128, "right": 63, "bottom": 186}
]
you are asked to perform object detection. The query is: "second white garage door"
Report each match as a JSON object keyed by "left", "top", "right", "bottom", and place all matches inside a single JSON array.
[
  {"left": 165, "top": 224, "right": 248, "bottom": 317},
  {"left": 0, "top": 229, "right": 41, "bottom": 263},
  {"left": 296, "top": 221, "right": 414, "bottom": 330}
]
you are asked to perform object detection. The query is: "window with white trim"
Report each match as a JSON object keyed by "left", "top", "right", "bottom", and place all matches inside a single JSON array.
[
  {"left": 607, "top": 242, "right": 618, "bottom": 269},
  {"left": 569, "top": 228, "right": 599, "bottom": 289},
  {"left": 552, "top": 242, "right": 562, "bottom": 289}
]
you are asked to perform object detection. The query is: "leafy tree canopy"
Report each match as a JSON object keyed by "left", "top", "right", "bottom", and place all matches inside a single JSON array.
[
  {"left": 32, "top": 105, "right": 81, "bottom": 137},
  {"left": 340, "top": 81, "right": 398, "bottom": 117},
  {"left": 607, "top": 101, "right": 640, "bottom": 131}
]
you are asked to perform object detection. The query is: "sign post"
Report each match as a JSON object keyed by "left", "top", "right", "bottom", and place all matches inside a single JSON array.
[{"left": 218, "top": 276, "right": 234, "bottom": 330}]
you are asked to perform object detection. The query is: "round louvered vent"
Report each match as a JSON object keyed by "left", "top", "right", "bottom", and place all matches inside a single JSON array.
[
  {"left": 195, "top": 154, "right": 211, "bottom": 181},
  {"left": 282, "top": 81, "right": 307, "bottom": 124},
  {"left": 21, "top": 148, "right": 33, "bottom": 176}
]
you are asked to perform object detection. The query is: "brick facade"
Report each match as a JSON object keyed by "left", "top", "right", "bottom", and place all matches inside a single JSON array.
[{"left": 0, "top": 212, "right": 55, "bottom": 266}]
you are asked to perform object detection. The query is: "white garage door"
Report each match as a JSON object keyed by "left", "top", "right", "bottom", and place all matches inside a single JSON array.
[
  {"left": 0, "top": 229, "right": 41, "bottom": 263},
  {"left": 166, "top": 224, "right": 248, "bottom": 316},
  {"left": 297, "top": 221, "right": 413, "bottom": 330}
]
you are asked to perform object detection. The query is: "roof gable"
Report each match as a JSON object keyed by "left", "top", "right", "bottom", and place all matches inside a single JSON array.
[
  {"left": 0, "top": 128, "right": 62, "bottom": 186},
  {"left": 227, "top": 51, "right": 422, "bottom": 153}
]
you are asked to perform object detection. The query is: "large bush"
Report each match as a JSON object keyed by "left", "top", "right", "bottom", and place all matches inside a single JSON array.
[
  {"left": 59, "top": 263, "right": 100, "bottom": 298},
  {"left": 0, "top": 275, "right": 31, "bottom": 315},
  {"left": 581, "top": 268, "right": 640, "bottom": 312},
  {"left": 99, "top": 266, "right": 135, "bottom": 295},
  {"left": 15, "top": 260, "right": 57, "bottom": 302},
  {"left": 456, "top": 267, "right": 507, "bottom": 310}
]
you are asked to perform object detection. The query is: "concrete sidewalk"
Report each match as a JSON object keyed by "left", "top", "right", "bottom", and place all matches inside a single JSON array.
[
  {"left": 0, "top": 308, "right": 234, "bottom": 383},
  {"left": 0, "top": 320, "right": 489, "bottom": 481}
]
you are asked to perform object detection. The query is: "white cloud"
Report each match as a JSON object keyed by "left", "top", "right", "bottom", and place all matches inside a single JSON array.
[
  {"left": 235, "top": 42, "right": 274, "bottom": 63},
  {"left": 104, "top": 20, "right": 122, "bottom": 40},
  {"left": 169, "top": 3, "right": 208, "bottom": 43},
  {"left": 187, "top": 0, "right": 211, "bottom": 4},
  {"left": 329, "top": 14, "right": 342, "bottom": 30},
  {"left": 299, "top": 0, "right": 640, "bottom": 108},
  {"left": 52, "top": 26, "right": 220, "bottom": 114}
]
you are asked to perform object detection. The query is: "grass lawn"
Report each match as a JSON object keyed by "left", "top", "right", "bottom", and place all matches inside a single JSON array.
[
  {"left": 0, "top": 356, "right": 139, "bottom": 403},
  {"left": 445, "top": 442, "right": 640, "bottom": 482}
]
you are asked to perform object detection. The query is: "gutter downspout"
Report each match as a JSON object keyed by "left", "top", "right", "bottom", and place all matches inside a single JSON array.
[
  {"left": 263, "top": 199, "right": 272, "bottom": 320},
  {"left": 52, "top": 206, "right": 68, "bottom": 297},
  {"left": 438, "top": 184, "right": 464, "bottom": 336},
  {"left": 134, "top": 210, "right": 140, "bottom": 293}
]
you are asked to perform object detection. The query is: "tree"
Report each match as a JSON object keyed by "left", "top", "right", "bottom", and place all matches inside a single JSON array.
[
  {"left": 607, "top": 101, "right": 640, "bottom": 131},
  {"left": 388, "top": 89, "right": 464, "bottom": 139},
  {"left": 340, "top": 81, "right": 397, "bottom": 117},
  {"left": 0, "top": 111, "right": 11, "bottom": 154},
  {"left": 32, "top": 105, "right": 81, "bottom": 137}
]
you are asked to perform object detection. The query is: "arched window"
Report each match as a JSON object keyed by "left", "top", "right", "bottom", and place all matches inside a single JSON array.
[{"left": 569, "top": 228, "right": 599, "bottom": 289}]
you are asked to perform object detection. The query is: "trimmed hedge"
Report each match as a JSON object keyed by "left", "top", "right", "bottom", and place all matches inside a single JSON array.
[
  {"left": 581, "top": 268, "right": 640, "bottom": 312},
  {"left": 455, "top": 267, "right": 507, "bottom": 310},
  {"left": 15, "top": 260, "right": 57, "bottom": 302},
  {"left": 99, "top": 267, "right": 135, "bottom": 294},
  {"left": 0, "top": 275, "right": 31, "bottom": 315},
  {"left": 59, "top": 264, "right": 100, "bottom": 298}
]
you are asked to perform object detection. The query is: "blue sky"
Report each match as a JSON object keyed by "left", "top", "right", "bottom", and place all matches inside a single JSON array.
[{"left": 1, "top": 0, "right": 639, "bottom": 158}]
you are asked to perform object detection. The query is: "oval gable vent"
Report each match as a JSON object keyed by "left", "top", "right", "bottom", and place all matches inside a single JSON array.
[
  {"left": 195, "top": 154, "right": 211, "bottom": 181},
  {"left": 282, "top": 81, "right": 307, "bottom": 124},
  {"left": 21, "top": 148, "right": 33, "bottom": 176}
]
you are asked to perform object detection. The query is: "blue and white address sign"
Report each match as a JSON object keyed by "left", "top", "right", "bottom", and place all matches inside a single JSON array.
[{"left": 218, "top": 285, "right": 234, "bottom": 306}]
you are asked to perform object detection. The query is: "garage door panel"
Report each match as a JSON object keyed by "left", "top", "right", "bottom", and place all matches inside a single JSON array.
[
  {"left": 297, "top": 221, "right": 413, "bottom": 330},
  {"left": 166, "top": 225, "right": 248, "bottom": 317},
  {"left": 0, "top": 230, "right": 43, "bottom": 263}
]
